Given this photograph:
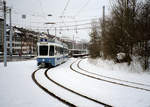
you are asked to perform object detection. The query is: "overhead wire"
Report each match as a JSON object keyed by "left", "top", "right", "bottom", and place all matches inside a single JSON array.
[
  {"left": 31, "top": 18, "right": 99, "bottom": 24},
  {"left": 29, "top": 22, "right": 93, "bottom": 29},
  {"left": 61, "top": 0, "right": 71, "bottom": 17},
  {"left": 13, "top": 9, "right": 46, "bottom": 18},
  {"left": 74, "top": 0, "right": 91, "bottom": 17},
  {"left": 59, "top": 0, "right": 72, "bottom": 34},
  {"left": 12, "top": 9, "right": 99, "bottom": 30},
  {"left": 11, "top": 0, "right": 101, "bottom": 34},
  {"left": 37, "top": 0, "right": 47, "bottom": 20},
  {"left": 51, "top": 22, "right": 90, "bottom": 28},
  {"left": 11, "top": 0, "right": 99, "bottom": 32},
  {"left": 72, "top": 0, "right": 92, "bottom": 34},
  {"left": 32, "top": 26, "right": 100, "bottom": 31}
]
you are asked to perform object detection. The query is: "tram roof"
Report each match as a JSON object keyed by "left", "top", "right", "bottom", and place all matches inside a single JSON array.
[{"left": 37, "top": 41, "right": 68, "bottom": 48}]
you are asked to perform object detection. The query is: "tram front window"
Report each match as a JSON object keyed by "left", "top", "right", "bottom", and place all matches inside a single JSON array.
[
  {"left": 39, "top": 46, "right": 48, "bottom": 56},
  {"left": 49, "top": 46, "right": 54, "bottom": 56}
]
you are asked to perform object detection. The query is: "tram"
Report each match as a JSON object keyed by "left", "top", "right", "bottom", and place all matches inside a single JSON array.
[
  {"left": 37, "top": 38, "right": 69, "bottom": 67},
  {"left": 69, "top": 49, "right": 88, "bottom": 58}
]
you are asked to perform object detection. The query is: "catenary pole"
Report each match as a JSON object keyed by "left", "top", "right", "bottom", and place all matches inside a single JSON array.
[
  {"left": 3, "top": 0, "right": 7, "bottom": 67},
  {"left": 9, "top": 8, "right": 12, "bottom": 56},
  {"left": 102, "top": 5, "right": 105, "bottom": 37},
  {"left": 73, "top": 34, "right": 74, "bottom": 49},
  {"left": 55, "top": 27, "right": 56, "bottom": 36}
]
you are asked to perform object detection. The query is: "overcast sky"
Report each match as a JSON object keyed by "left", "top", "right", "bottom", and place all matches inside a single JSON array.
[{"left": 5, "top": 0, "right": 111, "bottom": 41}]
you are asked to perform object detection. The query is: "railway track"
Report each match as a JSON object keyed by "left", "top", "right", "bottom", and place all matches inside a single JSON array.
[
  {"left": 32, "top": 65, "right": 112, "bottom": 107},
  {"left": 32, "top": 68, "right": 76, "bottom": 107},
  {"left": 45, "top": 68, "right": 112, "bottom": 107},
  {"left": 78, "top": 59, "right": 150, "bottom": 87},
  {"left": 70, "top": 59, "right": 150, "bottom": 92}
]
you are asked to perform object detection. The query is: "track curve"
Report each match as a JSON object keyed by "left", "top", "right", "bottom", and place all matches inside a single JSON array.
[
  {"left": 45, "top": 68, "right": 112, "bottom": 107},
  {"left": 70, "top": 59, "right": 150, "bottom": 92},
  {"left": 78, "top": 59, "right": 150, "bottom": 87},
  {"left": 32, "top": 68, "right": 76, "bottom": 107}
]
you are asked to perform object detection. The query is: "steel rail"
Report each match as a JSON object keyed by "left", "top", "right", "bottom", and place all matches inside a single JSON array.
[
  {"left": 44, "top": 67, "right": 112, "bottom": 107},
  {"left": 32, "top": 68, "right": 76, "bottom": 107},
  {"left": 78, "top": 59, "right": 150, "bottom": 87},
  {"left": 70, "top": 60, "right": 150, "bottom": 92}
]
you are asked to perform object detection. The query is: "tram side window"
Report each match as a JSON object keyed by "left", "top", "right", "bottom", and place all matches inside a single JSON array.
[
  {"left": 60, "top": 48, "right": 63, "bottom": 54},
  {"left": 64, "top": 48, "right": 66, "bottom": 54},
  {"left": 55, "top": 46, "right": 58, "bottom": 55},
  {"left": 39, "top": 46, "right": 48, "bottom": 56},
  {"left": 49, "top": 46, "right": 54, "bottom": 56},
  {"left": 55, "top": 46, "right": 61, "bottom": 55}
]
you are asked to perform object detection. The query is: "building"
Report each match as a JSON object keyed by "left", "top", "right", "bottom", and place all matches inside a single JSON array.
[{"left": 6, "top": 27, "right": 39, "bottom": 55}]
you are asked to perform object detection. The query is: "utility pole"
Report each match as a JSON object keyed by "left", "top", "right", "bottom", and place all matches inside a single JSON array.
[
  {"left": 103, "top": 6, "right": 105, "bottom": 34},
  {"left": 3, "top": 0, "right": 7, "bottom": 67},
  {"left": 9, "top": 8, "right": 12, "bottom": 56},
  {"left": 73, "top": 34, "right": 74, "bottom": 49},
  {"left": 55, "top": 27, "right": 56, "bottom": 36},
  {"left": 47, "top": 29, "right": 49, "bottom": 35},
  {"left": 102, "top": 5, "right": 105, "bottom": 37},
  {"left": 103, "top": 6, "right": 105, "bottom": 24}
]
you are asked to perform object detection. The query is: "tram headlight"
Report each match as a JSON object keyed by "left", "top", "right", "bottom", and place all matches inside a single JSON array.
[{"left": 42, "top": 59, "right": 45, "bottom": 62}]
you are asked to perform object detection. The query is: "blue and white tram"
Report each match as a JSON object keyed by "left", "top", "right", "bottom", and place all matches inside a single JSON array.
[{"left": 37, "top": 40, "right": 69, "bottom": 67}]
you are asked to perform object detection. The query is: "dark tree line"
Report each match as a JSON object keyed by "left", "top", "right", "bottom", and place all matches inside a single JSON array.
[
  {"left": 89, "top": 0, "right": 150, "bottom": 70},
  {"left": 89, "top": 21, "right": 101, "bottom": 58}
]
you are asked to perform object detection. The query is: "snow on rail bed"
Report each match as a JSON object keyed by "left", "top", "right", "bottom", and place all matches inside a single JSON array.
[
  {"left": 0, "top": 58, "right": 150, "bottom": 107},
  {"left": 79, "top": 58, "right": 150, "bottom": 85},
  {"left": 35, "top": 68, "right": 103, "bottom": 107},
  {"left": 0, "top": 60, "right": 66, "bottom": 107},
  {"left": 48, "top": 58, "right": 150, "bottom": 107}
]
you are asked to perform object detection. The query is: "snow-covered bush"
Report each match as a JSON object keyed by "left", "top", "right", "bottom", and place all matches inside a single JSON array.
[
  {"left": 88, "top": 55, "right": 144, "bottom": 73},
  {"left": 117, "top": 53, "right": 126, "bottom": 60}
]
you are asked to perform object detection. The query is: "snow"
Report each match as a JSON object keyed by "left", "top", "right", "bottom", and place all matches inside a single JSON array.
[
  {"left": 0, "top": 57, "right": 150, "bottom": 107},
  {"left": 35, "top": 69, "right": 102, "bottom": 107},
  {"left": 0, "top": 60, "right": 66, "bottom": 107},
  {"left": 47, "top": 58, "right": 150, "bottom": 107},
  {"left": 80, "top": 57, "right": 150, "bottom": 85}
]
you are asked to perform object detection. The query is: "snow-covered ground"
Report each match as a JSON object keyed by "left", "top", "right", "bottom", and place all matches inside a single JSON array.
[
  {"left": 0, "top": 58, "right": 150, "bottom": 107},
  {"left": 0, "top": 60, "right": 66, "bottom": 107},
  {"left": 80, "top": 58, "right": 150, "bottom": 85}
]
